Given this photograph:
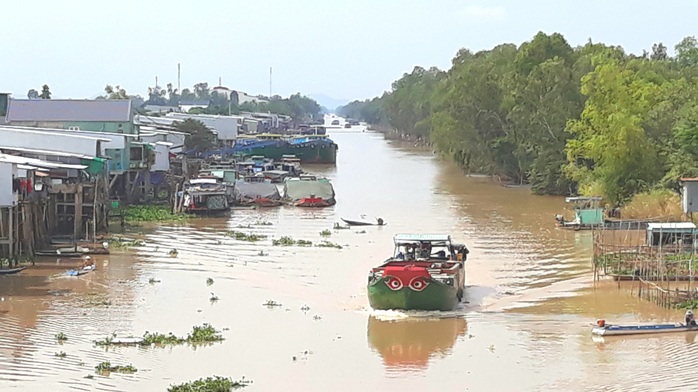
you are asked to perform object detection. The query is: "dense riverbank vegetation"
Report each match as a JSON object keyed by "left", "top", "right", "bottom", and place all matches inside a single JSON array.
[{"left": 339, "top": 33, "right": 698, "bottom": 206}]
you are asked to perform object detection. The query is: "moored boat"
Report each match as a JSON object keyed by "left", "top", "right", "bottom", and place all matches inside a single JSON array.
[
  {"left": 283, "top": 175, "right": 336, "bottom": 207},
  {"left": 367, "top": 234, "right": 469, "bottom": 311},
  {"left": 232, "top": 175, "right": 283, "bottom": 207},
  {"left": 0, "top": 266, "right": 27, "bottom": 275},
  {"left": 181, "top": 177, "right": 231, "bottom": 214},
  {"left": 231, "top": 134, "right": 338, "bottom": 164}
]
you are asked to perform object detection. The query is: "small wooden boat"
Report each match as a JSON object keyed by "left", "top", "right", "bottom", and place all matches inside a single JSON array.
[
  {"left": 342, "top": 218, "right": 385, "bottom": 226},
  {"left": 591, "top": 320, "right": 698, "bottom": 336},
  {"left": 66, "top": 264, "right": 96, "bottom": 277},
  {"left": 36, "top": 250, "right": 83, "bottom": 257},
  {"left": 0, "top": 266, "right": 27, "bottom": 275}
]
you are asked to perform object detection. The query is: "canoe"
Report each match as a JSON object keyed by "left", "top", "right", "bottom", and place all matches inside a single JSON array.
[
  {"left": 341, "top": 218, "right": 385, "bottom": 226},
  {"left": 66, "top": 265, "right": 96, "bottom": 277},
  {"left": 592, "top": 323, "right": 698, "bottom": 336},
  {"left": 0, "top": 266, "right": 27, "bottom": 275}
]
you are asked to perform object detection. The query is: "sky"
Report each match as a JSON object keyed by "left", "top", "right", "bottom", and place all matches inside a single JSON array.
[{"left": 2, "top": 0, "right": 698, "bottom": 107}]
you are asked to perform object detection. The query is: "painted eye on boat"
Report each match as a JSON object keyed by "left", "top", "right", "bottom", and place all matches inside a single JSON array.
[
  {"left": 409, "top": 277, "right": 429, "bottom": 292},
  {"left": 385, "top": 277, "right": 403, "bottom": 290}
]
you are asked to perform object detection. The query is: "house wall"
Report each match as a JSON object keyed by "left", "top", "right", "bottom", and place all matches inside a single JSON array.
[
  {"left": 166, "top": 113, "right": 240, "bottom": 141},
  {"left": 9, "top": 121, "right": 136, "bottom": 134},
  {"left": 152, "top": 143, "right": 171, "bottom": 172},
  {"left": 0, "top": 162, "right": 16, "bottom": 207},
  {"left": 682, "top": 182, "right": 698, "bottom": 214}
]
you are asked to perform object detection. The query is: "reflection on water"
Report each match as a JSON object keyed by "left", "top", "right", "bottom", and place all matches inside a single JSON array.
[{"left": 367, "top": 315, "right": 467, "bottom": 373}]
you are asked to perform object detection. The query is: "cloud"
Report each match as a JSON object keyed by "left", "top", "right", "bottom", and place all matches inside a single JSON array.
[{"left": 460, "top": 5, "right": 507, "bottom": 21}]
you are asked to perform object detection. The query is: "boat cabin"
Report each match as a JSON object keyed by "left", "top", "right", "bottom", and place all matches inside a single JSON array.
[
  {"left": 392, "top": 234, "right": 468, "bottom": 262},
  {"left": 563, "top": 196, "right": 604, "bottom": 226},
  {"left": 646, "top": 222, "right": 697, "bottom": 248}
]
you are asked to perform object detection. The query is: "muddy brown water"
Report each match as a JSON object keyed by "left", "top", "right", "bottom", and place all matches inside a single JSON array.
[{"left": 0, "top": 131, "right": 693, "bottom": 391}]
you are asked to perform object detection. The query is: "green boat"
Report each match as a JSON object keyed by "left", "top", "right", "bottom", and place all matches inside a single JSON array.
[{"left": 367, "top": 234, "right": 469, "bottom": 311}]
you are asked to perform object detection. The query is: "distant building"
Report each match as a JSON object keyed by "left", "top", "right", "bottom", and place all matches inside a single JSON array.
[
  {"left": 143, "top": 104, "right": 180, "bottom": 115},
  {"left": 178, "top": 100, "right": 210, "bottom": 113},
  {"left": 212, "top": 86, "right": 232, "bottom": 99},
  {"left": 233, "top": 91, "right": 269, "bottom": 105}
]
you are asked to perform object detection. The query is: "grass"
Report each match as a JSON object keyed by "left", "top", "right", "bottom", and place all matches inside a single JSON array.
[
  {"left": 124, "top": 205, "right": 190, "bottom": 222},
  {"left": 55, "top": 332, "right": 68, "bottom": 342},
  {"left": 187, "top": 324, "right": 224, "bottom": 343},
  {"left": 263, "top": 300, "right": 282, "bottom": 307},
  {"left": 316, "top": 241, "right": 343, "bottom": 249},
  {"left": 319, "top": 229, "right": 332, "bottom": 237},
  {"left": 95, "top": 361, "right": 138, "bottom": 374},
  {"left": 96, "top": 324, "right": 223, "bottom": 347},
  {"left": 224, "top": 231, "right": 267, "bottom": 242},
  {"left": 621, "top": 189, "right": 683, "bottom": 220},
  {"left": 253, "top": 220, "right": 273, "bottom": 226},
  {"left": 271, "top": 236, "right": 313, "bottom": 247},
  {"left": 142, "top": 331, "right": 186, "bottom": 345},
  {"left": 106, "top": 237, "right": 145, "bottom": 249},
  {"left": 168, "top": 376, "right": 250, "bottom": 391}
]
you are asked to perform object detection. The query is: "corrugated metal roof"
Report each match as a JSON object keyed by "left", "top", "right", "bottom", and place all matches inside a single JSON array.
[{"left": 6, "top": 99, "right": 132, "bottom": 122}]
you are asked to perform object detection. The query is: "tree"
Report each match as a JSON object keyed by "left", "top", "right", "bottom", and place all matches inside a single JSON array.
[
  {"left": 104, "top": 85, "right": 129, "bottom": 99},
  {"left": 193, "top": 82, "right": 210, "bottom": 101},
  {"left": 27, "top": 89, "right": 39, "bottom": 99},
  {"left": 650, "top": 43, "right": 668, "bottom": 61},
  {"left": 40, "top": 84, "right": 51, "bottom": 99},
  {"left": 176, "top": 119, "right": 217, "bottom": 151},
  {"left": 676, "top": 36, "right": 698, "bottom": 68}
]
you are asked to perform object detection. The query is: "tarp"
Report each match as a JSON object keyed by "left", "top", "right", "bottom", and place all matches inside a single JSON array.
[
  {"left": 233, "top": 180, "right": 281, "bottom": 201},
  {"left": 283, "top": 178, "right": 335, "bottom": 202}
]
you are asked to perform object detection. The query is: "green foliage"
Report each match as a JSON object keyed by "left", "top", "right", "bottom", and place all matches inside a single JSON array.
[
  {"left": 367, "top": 32, "right": 698, "bottom": 203},
  {"left": 40, "top": 84, "right": 51, "bottom": 99},
  {"left": 55, "top": 332, "right": 68, "bottom": 342},
  {"left": 95, "top": 361, "right": 137, "bottom": 374},
  {"left": 224, "top": 231, "right": 266, "bottom": 242},
  {"left": 124, "top": 205, "right": 189, "bottom": 222},
  {"left": 186, "top": 324, "right": 224, "bottom": 343},
  {"left": 168, "top": 376, "right": 250, "bottom": 391},
  {"left": 336, "top": 95, "right": 388, "bottom": 125},
  {"left": 272, "top": 236, "right": 312, "bottom": 246},
  {"left": 316, "top": 241, "right": 342, "bottom": 249},
  {"left": 319, "top": 229, "right": 331, "bottom": 237},
  {"left": 177, "top": 119, "right": 218, "bottom": 151}
]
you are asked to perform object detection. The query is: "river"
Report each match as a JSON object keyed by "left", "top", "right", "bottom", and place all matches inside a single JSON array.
[{"left": 0, "top": 131, "right": 692, "bottom": 391}]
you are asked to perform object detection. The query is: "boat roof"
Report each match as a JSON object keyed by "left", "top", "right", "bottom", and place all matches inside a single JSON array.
[
  {"left": 189, "top": 178, "right": 218, "bottom": 184},
  {"left": 393, "top": 234, "right": 452, "bottom": 243},
  {"left": 565, "top": 196, "right": 602, "bottom": 202},
  {"left": 647, "top": 222, "right": 696, "bottom": 230}
]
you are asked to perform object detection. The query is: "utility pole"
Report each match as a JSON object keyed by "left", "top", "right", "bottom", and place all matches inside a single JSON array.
[
  {"left": 269, "top": 67, "right": 272, "bottom": 99},
  {"left": 155, "top": 76, "right": 158, "bottom": 88},
  {"left": 177, "top": 63, "right": 181, "bottom": 93}
]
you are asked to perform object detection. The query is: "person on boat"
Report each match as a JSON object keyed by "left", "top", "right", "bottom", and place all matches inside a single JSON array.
[
  {"left": 419, "top": 242, "right": 432, "bottom": 258},
  {"left": 81, "top": 256, "right": 94, "bottom": 269},
  {"left": 396, "top": 251, "right": 405, "bottom": 260},
  {"left": 376, "top": 218, "right": 384, "bottom": 226},
  {"left": 686, "top": 310, "right": 697, "bottom": 326}
]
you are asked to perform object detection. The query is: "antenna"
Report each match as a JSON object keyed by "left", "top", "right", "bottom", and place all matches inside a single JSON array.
[
  {"left": 177, "top": 63, "right": 181, "bottom": 93},
  {"left": 155, "top": 76, "right": 158, "bottom": 88},
  {"left": 219, "top": 76, "right": 222, "bottom": 86},
  {"left": 269, "top": 67, "right": 272, "bottom": 98}
]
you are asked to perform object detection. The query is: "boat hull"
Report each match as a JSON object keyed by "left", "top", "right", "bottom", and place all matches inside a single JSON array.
[
  {"left": 235, "top": 141, "right": 337, "bottom": 164},
  {"left": 342, "top": 218, "right": 381, "bottom": 226},
  {"left": 367, "top": 277, "right": 460, "bottom": 311},
  {"left": 0, "top": 266, "right": 27, "bottom": 275},
  {"left": 592, "top": 324, "right": 697, "bottom": 336}
]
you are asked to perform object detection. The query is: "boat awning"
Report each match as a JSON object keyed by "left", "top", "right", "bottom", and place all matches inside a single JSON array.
[{"left": 394, "top": 234, "right": 452, "bottom": 243}]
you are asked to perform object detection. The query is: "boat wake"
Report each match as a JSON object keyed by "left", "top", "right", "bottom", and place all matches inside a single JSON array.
[{"left": 358, "top": 306, "right": 469, "bottom": 321}]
